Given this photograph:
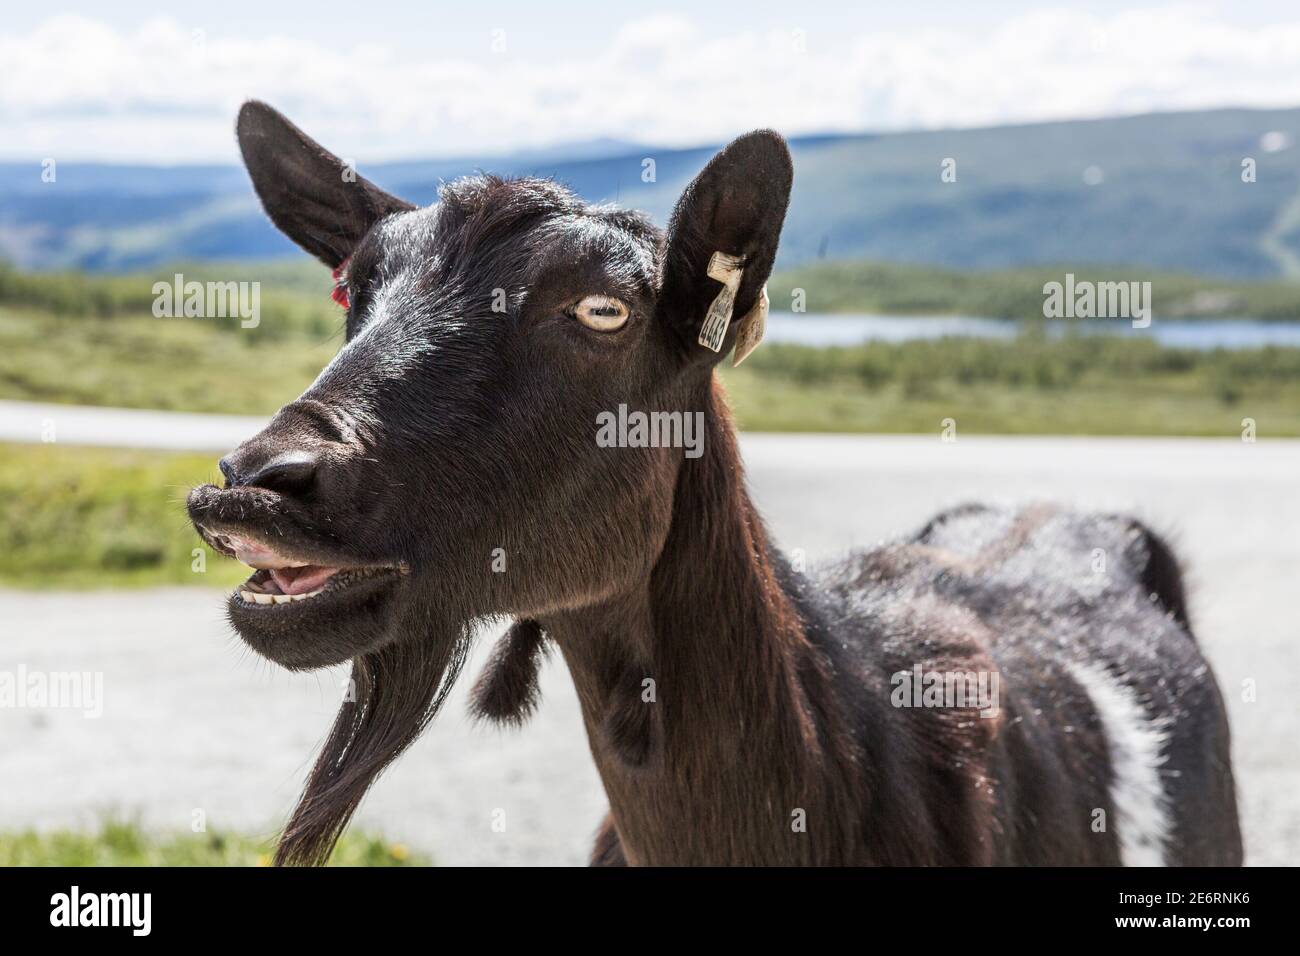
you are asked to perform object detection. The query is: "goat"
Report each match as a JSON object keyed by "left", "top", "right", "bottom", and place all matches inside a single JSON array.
[{"left": 187, "top": 101, "right": 1243, "bottom": 866}]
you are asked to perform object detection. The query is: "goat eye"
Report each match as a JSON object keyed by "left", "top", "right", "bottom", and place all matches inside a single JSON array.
[{"left": 573, "top": 295, "right": 629, "bottom": 332}]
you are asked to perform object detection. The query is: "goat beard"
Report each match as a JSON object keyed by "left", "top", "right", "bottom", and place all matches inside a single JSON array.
[{"left": 274, "top": 602, "right": 472, "bottom": 867}]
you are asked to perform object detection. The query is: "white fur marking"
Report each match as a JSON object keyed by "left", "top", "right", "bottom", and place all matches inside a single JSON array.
[
  {"left": 1066, "top": 660, "right": 1172, "bottom": 866},
  {"left": 309, "top": 268, "right": 405, "bottom": 391}
]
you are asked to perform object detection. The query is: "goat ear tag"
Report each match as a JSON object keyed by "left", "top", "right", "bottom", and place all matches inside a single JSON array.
[
  {"left": 697, "top": 251, "right": 745, "bottom": 353},
  {"left": 732, "top": 285, "right": 768, "bottom": 367}
]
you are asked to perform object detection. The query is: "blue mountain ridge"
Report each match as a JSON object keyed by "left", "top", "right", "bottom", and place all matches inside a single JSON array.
[{"left": 1, "top": 107, "right": 1297, "bottom": 279}]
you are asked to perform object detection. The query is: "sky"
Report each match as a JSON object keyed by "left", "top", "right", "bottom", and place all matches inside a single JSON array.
[{"left": 3, "top": 1, "right": 1300, "bottom": 164}]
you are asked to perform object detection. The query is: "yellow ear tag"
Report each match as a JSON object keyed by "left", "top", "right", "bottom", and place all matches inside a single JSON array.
[
  {"left": 697, "top": 251, "right": 745, "bottom": 353},
  {"left": 731, "top": 285, "right": 768, "bottom": 367}
]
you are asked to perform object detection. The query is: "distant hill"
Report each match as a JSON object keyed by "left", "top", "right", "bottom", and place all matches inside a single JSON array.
[{"left": 2, "top": 107, "right": 1299, "bottom": 279}]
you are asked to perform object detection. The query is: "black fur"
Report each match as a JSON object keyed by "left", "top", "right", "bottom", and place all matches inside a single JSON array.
[{"left": 468, "top": 618, "right": 548, "bottom": 726}]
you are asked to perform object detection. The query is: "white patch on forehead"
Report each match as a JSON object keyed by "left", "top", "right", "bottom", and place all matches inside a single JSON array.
[
  {"left": 1065, "top": 659, "right": 1171, "bottom": 866},
  {"left": 307, "top": 264, "right": 415, "bottom": 391},
  {"left": 359, "top": 267, "right": 407, "bottom": 331}
]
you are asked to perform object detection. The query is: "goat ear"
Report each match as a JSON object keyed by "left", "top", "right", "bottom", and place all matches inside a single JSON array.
[
  {"left": 236, "top": 100, "right": 415, "bottom": 268},
  {"left": 658, "top": 130, "right": 792, "bottom": 364}
]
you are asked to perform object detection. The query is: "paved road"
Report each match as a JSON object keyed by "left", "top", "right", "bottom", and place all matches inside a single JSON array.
[
  {"left": 1, "top": 404, "right": 1295, "bottom": 864},
  {"left": 0, "top": 400, "right": 265, "bottom": 452}
]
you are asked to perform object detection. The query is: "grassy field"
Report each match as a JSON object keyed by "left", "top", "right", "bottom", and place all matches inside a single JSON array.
[
  {"left": 4, "top": 282, "right": 1299, "bottom": 430},
  {"left": 2, "top": 259, "right": 1298, "bottom": 589},
  {"left": 728, "top": 335, "right": 1300, "bottom": 435},
  {"left": 0, "top": 819, "right": 428, "bottom": 866},
  {"left": 767, "top": 260, "right": 1300, "bottom": 319},
  {"left": 6, "top": 256, "right": 1300, "bottom": 324},
  {"left": 0, "top": 442, "right": 244, "bottom": 589},
  {"left": 0, "top": 307, "right": 337, "bottom": 413},
  {"left": 0, "top": 260, "right": 342, "bottom": 411}
]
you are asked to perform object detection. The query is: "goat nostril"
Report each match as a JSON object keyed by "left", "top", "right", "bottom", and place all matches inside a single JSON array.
[
  {"left": 218, "top": 455, "right": 238, "bottom": 488},
  {"left": 245, "top": 450, "right": 319, "bottom": 496}
]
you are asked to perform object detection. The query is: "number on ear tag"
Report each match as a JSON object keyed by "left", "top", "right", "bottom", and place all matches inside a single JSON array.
[{"left": 697, "top": 251, "right": 745, "bottom": 353}]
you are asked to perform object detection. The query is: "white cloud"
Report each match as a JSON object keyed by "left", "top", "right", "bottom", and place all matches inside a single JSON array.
[{"left": 2, "top": 6, "right": 1300, "bottom": 163}]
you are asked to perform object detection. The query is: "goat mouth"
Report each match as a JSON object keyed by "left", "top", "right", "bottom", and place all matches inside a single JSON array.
[
  {"left": 235, "top": 566, "right": 391, "bottom": 606},
  {"left": 190, "top": 510, "right": 409, "bottom": 669},
  {"left": 204, "top": 529, "right": 404, "bottom": 610}
]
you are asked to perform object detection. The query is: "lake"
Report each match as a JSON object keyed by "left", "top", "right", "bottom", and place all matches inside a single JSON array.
[{"left": 765, "top": 313, "right": 1300, "bottom": 350}]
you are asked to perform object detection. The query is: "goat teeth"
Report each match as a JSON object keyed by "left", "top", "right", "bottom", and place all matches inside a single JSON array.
[{"left": 239, "top": 587, "right": 328, "bottom": 605}]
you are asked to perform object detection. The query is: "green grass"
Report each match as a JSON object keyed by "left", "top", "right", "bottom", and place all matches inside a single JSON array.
[
  {"left": 768, "top": 260, "right": 1300, "bottom": 319},
  {"left": 721, "top": 333, "right": 1300, "bottom": 436},
  {"left": 0, "top": 259, "right": 342, "bottom": 412},
  {"left": 0, "top": 260, "right": 342, "bottom": 338},
  {"left": 2, "top": 259, "right": 1298, "bottom": 589},
  {"left": 722, "top": 364, "right": 1298, "bottom": 435},
  {"left": 0, "top": 442, "right": 245, "bottom": 589},
  {"left": 5, "top": 290, "right": 1299, "bottom": 430},
  {"left": 0, "top": 307, "right": 331, "bottom": 413},
  {"left": 0, "top": 819, "right": 428, "bottom": 866},
  {"left": 6, "top": 255, "right": 1300, "bottom": 329}
]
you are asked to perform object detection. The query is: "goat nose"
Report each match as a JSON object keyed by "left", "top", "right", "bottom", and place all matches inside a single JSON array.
[
  {"left": 218, "top": 455, "right": 238, "bottom": 487},
  {"left": 221, "top": 449, "right": 319, "bottom": 496}
]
